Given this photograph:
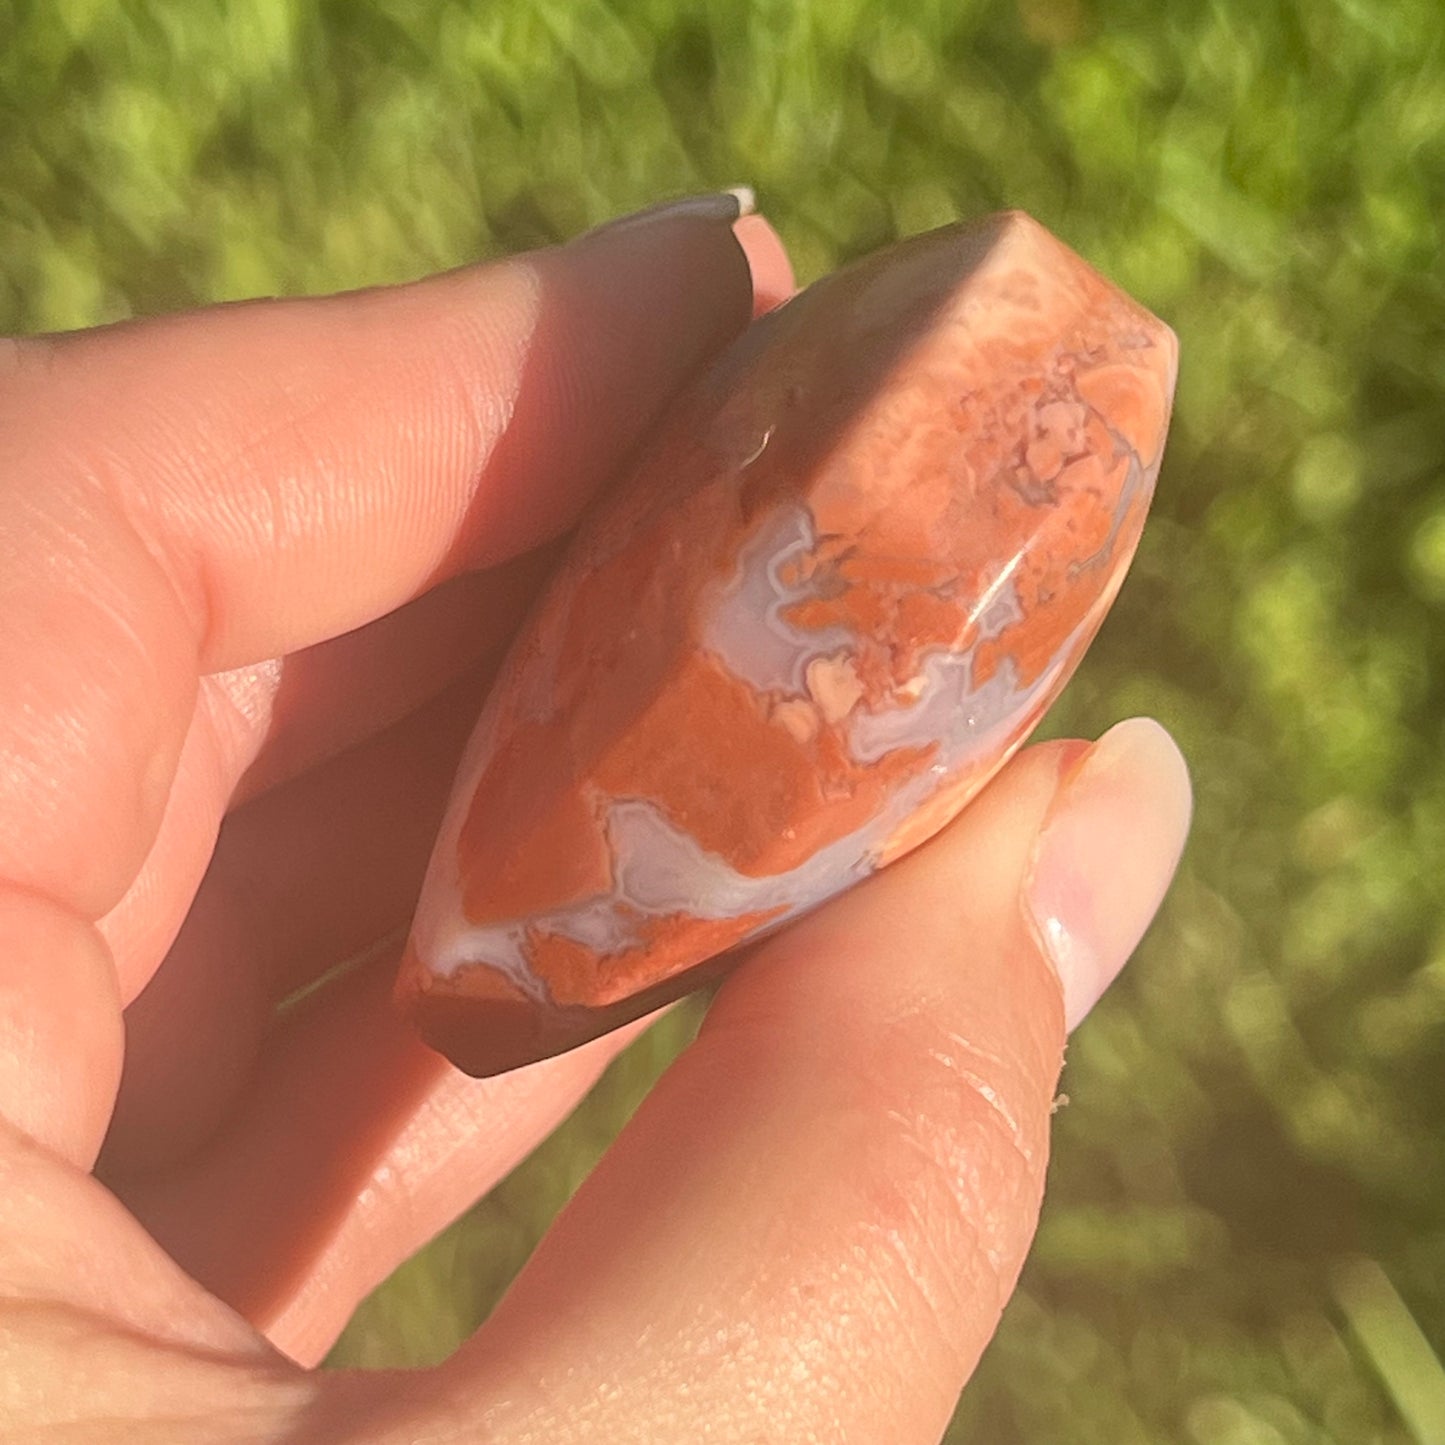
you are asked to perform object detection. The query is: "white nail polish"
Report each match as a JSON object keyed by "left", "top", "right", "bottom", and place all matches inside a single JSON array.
[{"left": 580, "top": 187, "right": 756, "bottom": 241}]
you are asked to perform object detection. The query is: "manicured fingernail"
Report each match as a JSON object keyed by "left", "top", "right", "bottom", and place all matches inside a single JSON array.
[
  {"left": 577, "top": 187, "right": 756, "bottom": 241},
  {"left": 1025, "top": 718, "right": 1192, "bottom": 1030}
]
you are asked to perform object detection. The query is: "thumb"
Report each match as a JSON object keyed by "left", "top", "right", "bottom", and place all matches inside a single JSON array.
[{"left": 362, "top": 720, "right": 1191, "bottom": 1443}]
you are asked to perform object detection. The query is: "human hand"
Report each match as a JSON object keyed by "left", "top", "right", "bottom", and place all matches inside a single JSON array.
[{"left": 0, "top": 198, "right": 1190, "bottom": 1441}]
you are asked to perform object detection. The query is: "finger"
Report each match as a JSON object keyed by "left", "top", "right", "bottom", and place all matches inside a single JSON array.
[
  {"left": 232, "top": 545, "right": 559, "bottom": 806},
  {"left": 735, "top": 212, "right": 797, "bottom": 315},
  {"left": 94, "top": 210, "right": 783, "bottom": 999},
  {"left": 0, "top": 200, "right": 762, "bottom": 928},
  {"left": 98, "top": 553, "right": 552, "bottom": 1002},
  {"left": 402, "top": 722, "right": 1191, "bottom": 1442},
  {"left": 15, "top": 200, "right": 760, "bottom": 670},
  {"left": 95, "top": 663, "right": 271, "bottom": 1004},
  {"left": 109, "top": 943, "right": 647, "bottom": 1368},
  {"left": 0, "top": 891, "right": 122, "bottom": 1168},
  {"left": 100, "top": 668, "right": 489, "bottom": 1172},
  {"left": 0, "top": 1113, "right": 277, "bottom": 1359}
]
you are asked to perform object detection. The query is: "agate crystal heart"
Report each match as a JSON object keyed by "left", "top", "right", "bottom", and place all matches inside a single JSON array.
[{"left": 397, "top": 210, "right": 1178, "bottom": 1075}]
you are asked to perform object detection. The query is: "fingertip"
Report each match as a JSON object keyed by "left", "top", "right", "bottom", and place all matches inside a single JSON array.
[
  {"left": 733, "top": 213, "right": 797, "bottom": 316},
  {"left": 441, "top": 206, "right": 756, "bottom": 568},
  {"left": 1026, "top": 717, "right": 1192, "bottom": 1030}
]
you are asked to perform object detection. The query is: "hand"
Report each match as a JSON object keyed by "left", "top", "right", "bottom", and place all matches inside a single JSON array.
[{"left": 0, "top": 200, "right": 1190, "bottom": 1442}]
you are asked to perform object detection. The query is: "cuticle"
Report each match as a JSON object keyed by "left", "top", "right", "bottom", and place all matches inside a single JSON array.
[{"left": 1050, "top": 736, "right": 1095, "bottom": 795}]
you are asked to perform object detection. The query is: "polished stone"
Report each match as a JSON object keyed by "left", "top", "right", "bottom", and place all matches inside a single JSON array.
[{"left": 397, "top": 211, "right": 1178, "bottom": 1075}]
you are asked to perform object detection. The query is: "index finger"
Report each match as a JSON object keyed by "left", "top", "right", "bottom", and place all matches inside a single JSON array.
[
  {"left": 6, "top": 194, "right": 761, "bottom": 671},
  {"left": 0, "top": 196, "right": 769, "bottom": 924}
]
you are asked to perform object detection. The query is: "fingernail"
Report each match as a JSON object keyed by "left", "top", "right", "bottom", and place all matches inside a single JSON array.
[
  {"left": 577, "top": 186, "right": 756, "bottom": 242},
  {"left": 1025, "top": 718, "right": 1192, "bottom": 1030}
]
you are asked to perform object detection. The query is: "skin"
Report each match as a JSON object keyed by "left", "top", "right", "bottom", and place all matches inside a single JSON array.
[{"left": 0, "top": 207, "right": 1191, "bottom": 1442}]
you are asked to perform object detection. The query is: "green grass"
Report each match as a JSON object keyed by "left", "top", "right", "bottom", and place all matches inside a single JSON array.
[{"left": 4, "top": 0, "right": 1443, "bottom": 1438}]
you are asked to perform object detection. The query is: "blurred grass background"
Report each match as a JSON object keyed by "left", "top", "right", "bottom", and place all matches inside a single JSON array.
[{"left": 3, "top": 0, "right": 1443, "bottom": 1439}]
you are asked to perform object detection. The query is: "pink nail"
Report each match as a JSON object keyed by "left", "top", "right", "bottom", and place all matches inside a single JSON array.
[{"left": 1024, "top": 718, "right": 1193, "bottom": 1030}]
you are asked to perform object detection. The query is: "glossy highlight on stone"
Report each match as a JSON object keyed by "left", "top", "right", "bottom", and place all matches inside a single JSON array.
[{"left": 397, "top": 211, "right": 1178, "bottom": 1076}]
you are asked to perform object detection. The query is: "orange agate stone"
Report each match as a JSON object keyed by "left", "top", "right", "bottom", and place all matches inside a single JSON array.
[{"left": 397, "top": 211, "right": 1178, "bottom": 1076}]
